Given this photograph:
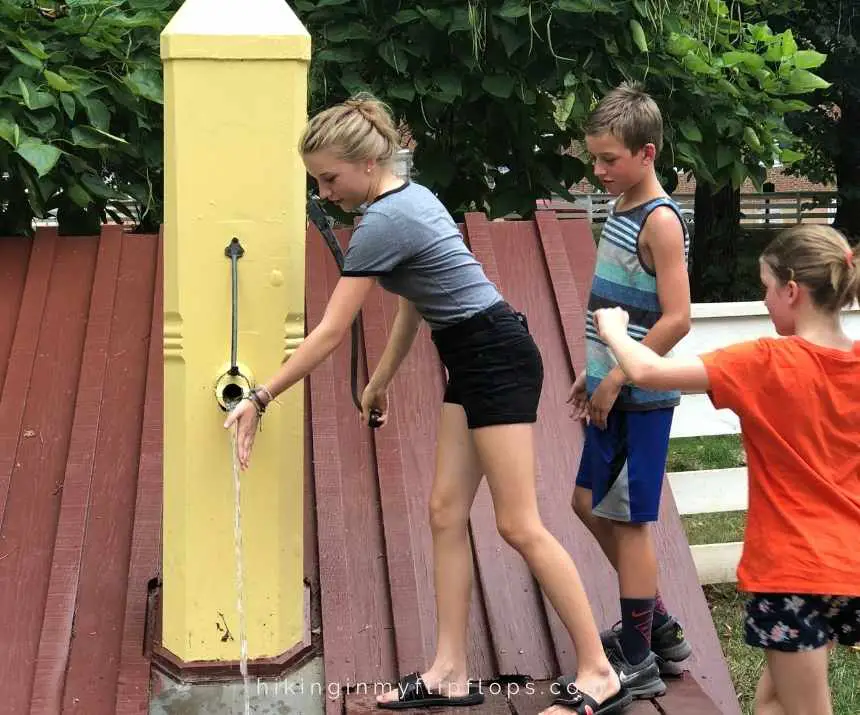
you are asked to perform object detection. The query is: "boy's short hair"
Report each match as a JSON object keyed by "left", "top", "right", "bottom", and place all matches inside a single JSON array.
[{"left": 585, "top": 82, "right": 663, "bottom": 156}]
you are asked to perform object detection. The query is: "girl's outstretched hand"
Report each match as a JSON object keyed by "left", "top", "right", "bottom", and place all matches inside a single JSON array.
[
  {"left": 594, "top": 307, "right": 630, "bottom": 341},
  {"left": 224, "top": 398, "right": 260, "bottom": 470}
]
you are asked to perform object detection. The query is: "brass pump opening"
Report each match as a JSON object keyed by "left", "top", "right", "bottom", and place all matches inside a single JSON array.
[
  {"left": 214, "top": 366, "right": 253, "bottom": 412},
  {"left": 221, "top": 383, "right": 245, "bottom": 410}
]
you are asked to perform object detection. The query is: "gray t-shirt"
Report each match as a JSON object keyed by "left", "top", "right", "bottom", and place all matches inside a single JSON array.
[{"left": 342, "top": 182, "right": 502, "bottom": 329}]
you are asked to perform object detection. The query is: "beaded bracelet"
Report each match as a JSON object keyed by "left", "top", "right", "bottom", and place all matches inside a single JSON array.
[{"left": 245, "top": 389, "right": 267, "bottom": 416}]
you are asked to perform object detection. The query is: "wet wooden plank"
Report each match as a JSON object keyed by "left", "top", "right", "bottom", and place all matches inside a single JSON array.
[
  {"left": 306, "top": 225, "right": 397, "bottom": 692},
  {"left": 652, "top": 488, "right": 740, "bottom": 714},
  {"left": 465, "top": 213, "right": 622, "bottom": 678},
  {"left": 115, "top": 230, "right": 164, "bottom": 714},
  {"left": 0, "top": 237, "right": 32, "bottom": 392},
  {"left": 0, "top": 233, "right": 97, "bottom": 715},
  {"left": 509, "top": 679, "right": 656, "bottom": 715},
  {"left": 62, "top": 232, "right": 158, "bottom": 713},
  {"left": 29, "top": 228, "right": 124, "bottom": 715},
  {"left": 345, "top": 690, "right": 510, "bottom": 714},
  {"left": 360, "top": 279, "right": 496, "bottom": 682}
]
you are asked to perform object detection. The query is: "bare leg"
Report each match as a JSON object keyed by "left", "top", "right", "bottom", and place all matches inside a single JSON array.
[
  {"left": 377, "top": 404, "right": 483, "bottom": 704},
  {"left": 613, "top": 522, "right": 657, "bottom": 598},
  {"left": 754, "top": 664, "right": 786, "bottom": 715},
  {"left": 470, "top": 424, "right": 620, "bottom": 715},
  {"left": 572, "top": 485, "right": 618, "bottom": 568},
  {"left": 763, "top": 646, "right": 833, "bottom": 715}
]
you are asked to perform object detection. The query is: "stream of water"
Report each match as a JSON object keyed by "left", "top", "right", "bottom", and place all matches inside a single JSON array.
[{"left": 231, "top": 429, "right": 251, "bottom": 715}]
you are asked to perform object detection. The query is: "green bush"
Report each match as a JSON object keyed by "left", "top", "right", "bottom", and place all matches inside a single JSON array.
[{"left": 0, "top": 0, "right": 177, "bottom": 235}]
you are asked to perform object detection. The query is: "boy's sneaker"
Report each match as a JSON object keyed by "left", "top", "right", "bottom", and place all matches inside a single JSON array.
[
  {"left": 650, "top": 617, "right": 693, "bottom": 674},
  {"left": 601, "top": 632, "right": 666, "bottom": 699},
  {"left": 601, "top": 617, "right": 693, "bottom": 676}
]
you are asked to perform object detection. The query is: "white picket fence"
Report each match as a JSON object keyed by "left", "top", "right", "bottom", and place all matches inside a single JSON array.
[
  {"left": 668, "top": 301, "right": 860, "bottom": 584},
  {"left": 539, "top": 191, "right": 838, "bottom": 227}
]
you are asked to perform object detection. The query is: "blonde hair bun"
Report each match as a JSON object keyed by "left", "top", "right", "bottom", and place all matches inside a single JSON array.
[{"left": 300, "top": 93, "right": 401, "bottom": 165}]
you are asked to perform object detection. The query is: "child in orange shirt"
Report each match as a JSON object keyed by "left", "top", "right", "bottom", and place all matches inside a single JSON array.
[{"left": 592, "top": 224, "right": 859, "bottom": 715}]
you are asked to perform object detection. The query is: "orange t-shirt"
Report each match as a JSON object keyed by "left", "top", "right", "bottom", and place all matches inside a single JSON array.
[{"left": 701, "top": 336, "right": 860, "bottom": 596}]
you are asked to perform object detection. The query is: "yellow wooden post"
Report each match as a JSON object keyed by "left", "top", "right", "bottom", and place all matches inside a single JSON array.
[{"left": 160, "top": 0, "right": 310, "bottom": 665}]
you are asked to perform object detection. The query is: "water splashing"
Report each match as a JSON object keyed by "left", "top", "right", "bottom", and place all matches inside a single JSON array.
[{"left": 231, "top": 428, "right": 251, "bottom": 715}]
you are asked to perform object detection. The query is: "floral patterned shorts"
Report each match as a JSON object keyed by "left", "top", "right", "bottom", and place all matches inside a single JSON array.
[{"left": 745, "top": 594, "right": 860, "bottom": 651}]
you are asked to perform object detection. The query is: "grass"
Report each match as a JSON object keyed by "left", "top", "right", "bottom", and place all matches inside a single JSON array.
[
  {"left": 666, "top": 434, "right": 745, "bottom": 472},
  {"left": 668, "top": 435, "right": 860, "bottom": 714}
]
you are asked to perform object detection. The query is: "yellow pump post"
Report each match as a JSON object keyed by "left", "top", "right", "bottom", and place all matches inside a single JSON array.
[{"left": 160, "top": 0, "right": 310, "bottom": 667}]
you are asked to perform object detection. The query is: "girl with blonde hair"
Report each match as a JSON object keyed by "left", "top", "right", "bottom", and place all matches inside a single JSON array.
[{"left": 225, "top": 94, "right": 630, "bottom": 714}]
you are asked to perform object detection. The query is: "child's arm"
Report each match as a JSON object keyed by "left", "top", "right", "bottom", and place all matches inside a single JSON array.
[
  {"left": 639, "top": 206, "right": 692, "bottom": 354},
  {"left": 595, "top": 307, "right": 710, "bottom": 394}
]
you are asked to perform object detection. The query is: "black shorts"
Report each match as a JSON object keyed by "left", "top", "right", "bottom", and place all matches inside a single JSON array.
[
  {"left": 745, "top": 593, "right": 860, "bottom": 651},
  {"left": 431, "top": 302, "right": 544, "bottom": 429}
]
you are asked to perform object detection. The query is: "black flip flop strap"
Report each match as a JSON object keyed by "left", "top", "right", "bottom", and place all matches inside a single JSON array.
[
  {"left": 396, "top": 672, "right": 430, "bottom": 702},
  {"left": 553, "top": 684, "right": 596, "bottom": 711}
]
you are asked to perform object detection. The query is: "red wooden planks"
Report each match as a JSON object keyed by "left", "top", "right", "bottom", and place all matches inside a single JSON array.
[
  {"left": 359, "top": 279, "right": 496, "bottom": 681},
  {"left": 306, "top": 225, "right": 397, "bottom": 698},
  {"left": 465, "top": 214, "right": 620, "bottom": 678},
  {"left": 62, "top": 231, "right": 158, "bottom": 712},
  {"left": 462, "top": 212, "right": 559, "bottom": 678},
  {"left": 0, "top": 228, "right": 57, "bottom": 528},
  {"left": 535, "top": 212, "right": 589, "bottom": 377},
  {"left": 559, "top": 218, "right": 597, "bottom": 307},
  {"left": 365, "top": 260, "right": 494, "bottom": 683},
  {"left": 0, "top": 234, "right": 98, "bottom": 715},
  {"left": 115, "top": 230, "right": 164, "bottom": 714},
  {"left": 29, "top": 227, "right": 124, "bottom": 715},
  {"left": 308, "top": 214, "right": 739, "bottom": 713},
  {"left": 0, "top": 237, "right": 32, "bottom": 392}
]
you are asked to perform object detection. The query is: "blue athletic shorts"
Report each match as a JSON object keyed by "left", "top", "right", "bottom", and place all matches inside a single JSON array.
[{"left": 575, "top": 406, "right": 674, "bottom": 523}]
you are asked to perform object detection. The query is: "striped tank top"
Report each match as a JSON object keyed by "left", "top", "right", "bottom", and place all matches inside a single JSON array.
[{"left": 585, "top": 196, "right": 690, "bottom": 411}]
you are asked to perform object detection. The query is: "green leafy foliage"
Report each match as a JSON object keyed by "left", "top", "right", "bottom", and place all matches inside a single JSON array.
[
  {"left": 0, "top": 0, "right": 177, "bottom": 234},
  {"left": 0, "top": 0, "right": 830, "bottom": 235},
  {"left": 297, "top": 0, "right": 827, "bottom": 218},
  {"left": 762, "top": 0, "right": 859, "bottom": 238}
]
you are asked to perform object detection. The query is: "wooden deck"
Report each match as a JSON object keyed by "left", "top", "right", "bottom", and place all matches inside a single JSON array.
[
  {"left": 340, "top": 674, "right": 722, "bottom": 714},
  {"left": 1, "top": 215, "right": 740, "bottom": 714},
  {"left": 306, "top": 213, "right": 739, "bottom": 715},
  {"left": 0, "top": 228, "right": 161, "bottom": 715}
]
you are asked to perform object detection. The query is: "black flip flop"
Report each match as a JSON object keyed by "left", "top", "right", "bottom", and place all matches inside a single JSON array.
[
  {"left": 377, "top": 672, "right": 484, "bottom": 710},
  {"left": 552, "top": 682, "right": 633, "bottom": 714}
]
